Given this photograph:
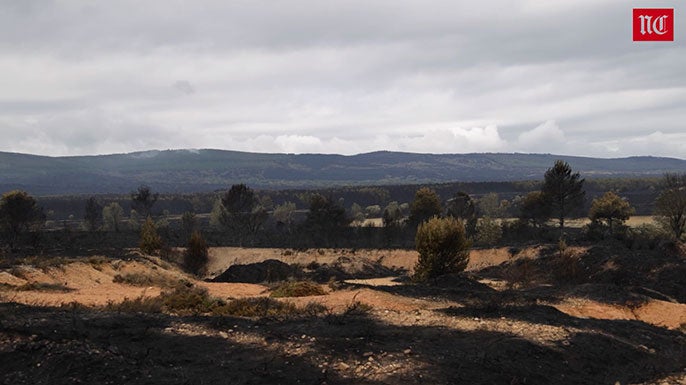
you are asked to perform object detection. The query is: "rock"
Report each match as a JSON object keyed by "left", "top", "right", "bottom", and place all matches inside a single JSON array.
[{"left": 403, "top": 349, "right": 412, "bottom": 355}]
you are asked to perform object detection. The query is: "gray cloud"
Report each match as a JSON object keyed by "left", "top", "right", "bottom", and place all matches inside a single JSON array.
[{"left": 0, "top": 0, "right": 684, "bottom": 158}]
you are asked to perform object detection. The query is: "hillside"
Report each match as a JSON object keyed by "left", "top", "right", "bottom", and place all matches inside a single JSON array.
[{"left": 1, "top": 149, "right": 685, "bottom": 195}]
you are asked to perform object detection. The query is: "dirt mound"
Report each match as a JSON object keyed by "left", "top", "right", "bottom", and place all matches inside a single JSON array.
[
  {"left": 308, "top": 256, "right": 398, "bottom": 282},
  {"left": 211, "top": 259, "right": 302, "bottom": 283}
]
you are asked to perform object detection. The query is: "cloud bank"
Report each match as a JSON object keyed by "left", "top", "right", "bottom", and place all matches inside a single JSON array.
[{"left": 1, "top": 1, "right": 685, "bottom": 158}]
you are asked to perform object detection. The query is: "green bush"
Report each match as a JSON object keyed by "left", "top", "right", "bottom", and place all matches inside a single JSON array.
[{"left": 413, "top": 217, "right": 470, "bottom": 282}]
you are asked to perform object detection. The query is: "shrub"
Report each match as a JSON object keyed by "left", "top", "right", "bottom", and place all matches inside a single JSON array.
[
  {"left": 161, "top": 285, "right": 222, "bottom": 315},
  {"left": 15, "top": 282, "right": 73, "bottom": 292},
  {"left": 344, "top": 300, "right": 372, "bottom": 315},
  {"left": 112, "top": 273, "right": 178, "bottom": 288},
  {"left": 413, "top": 217, "right": 470, "bottom": 282},
  {"left": 474, "top": 217, "right": 502, "bottom": 246},
  {"left": 270, "top": 281, "right": 327, "bottom": 298},
  {"left": 625, "top": 223, "right": 670, "bottom": 250},
  {"left": 139, "top": 216, "right": 162, "bottom": 255},
  {"left": 106, "top": 295, "right": 164, "bottom": 313},
  {"left": 588, "top": 191, "right": 634, "bottom": 232},
  {"left": 184, "top": 231, "right": 209, "bottom": 276},
  {"left": 552, "top": 238, "right": 583, "bottom": 282},
  {"left": 218, "top": 297, "right": 299, "bottom": 317},
  {"left": 106, "top": 284, "right": 308, "bottom": 317},
  {"left": 502, "top": 258, "right": 536, "bottom": 289}
]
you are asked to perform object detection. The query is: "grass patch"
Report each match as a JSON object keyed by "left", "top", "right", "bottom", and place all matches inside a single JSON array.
[
  {"left": 343, "top": 300, "right": 373, "bottom": 316},
  {"left": 112, "top": 273, "right": 180, "bottom": 288},
  {"left": 218, "top": 297, "right": 299, "bottom": 317},
  {"left": 270, "top": 281, "right": 327, "bottom": 298},
  {"left": 14, "top": 282, "right": 74, "bottom": 292},
  {"left": 161, "top": 285, "right": 223, "bottom": 315},
  {"left": 103, "top": 283, "right": 318, "bottom": 318},
  {"left": 105, "top": 295, "right": 164, "bottom": 313}
]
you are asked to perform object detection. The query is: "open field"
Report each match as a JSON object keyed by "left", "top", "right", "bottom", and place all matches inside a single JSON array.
[{"left": 1, "top": 242, "right": 685, "bottom": 384}]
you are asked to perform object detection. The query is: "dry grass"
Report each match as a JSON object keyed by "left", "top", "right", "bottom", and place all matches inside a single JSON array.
[
  {"left": 105, "top": 294, "right": 164, "bottom": 313},
  {"left": 0, "top": 282, "right": 74, "bottom": 292},
  {"left": 103, "top": 283, "right": 328, "bottom": 318},
  {"left": 270, "top": 281, "right": 327, "bottom": 298},
  {"left": 559, "top": 216, "right": 655, "bottom": 229},
  {"left": 502, "top": 258, "right": 537, "bottom": 289},
  {"left": 112, "top": 272, "right": 181, "bottom": 288}
]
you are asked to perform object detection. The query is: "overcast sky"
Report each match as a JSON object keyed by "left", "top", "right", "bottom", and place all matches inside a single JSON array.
[{"left": 1, "top": 0, "right": 685, "bottom": 158}]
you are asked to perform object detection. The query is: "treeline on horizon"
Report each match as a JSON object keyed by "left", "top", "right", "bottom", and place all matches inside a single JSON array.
[
  {"left": 36, "top": 176, "right": 660, "bottom": 221},
  {"left": 3, "top": 162, "right": 686, "bottom": 256}
]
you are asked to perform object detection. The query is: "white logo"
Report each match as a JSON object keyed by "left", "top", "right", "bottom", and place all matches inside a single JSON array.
[{"left": 638, "top": 15, "right": 670, "bottom": 35}]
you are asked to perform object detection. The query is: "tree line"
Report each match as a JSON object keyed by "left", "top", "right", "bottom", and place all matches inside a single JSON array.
[{"left": 2, "top": 162, "right": 685, "bottom": 254}]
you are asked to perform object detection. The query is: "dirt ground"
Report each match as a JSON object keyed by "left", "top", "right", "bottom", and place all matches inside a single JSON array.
[{"left": 1, "top": 243, "right": 685, "bottom": 384}]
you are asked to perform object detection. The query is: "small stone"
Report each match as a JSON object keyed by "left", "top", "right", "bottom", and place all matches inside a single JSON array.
[
  {"left": 219, "top": 332, "right": 229, "bottom": 339},
  {"left": 403, "top": 349, "right": 412, "bottom": 355},
  {"left": 337, "top": 362, "right": 350, "bottom": 370},
  {"left": 363, "top": 352, "right": 373, "bottom": 357}
]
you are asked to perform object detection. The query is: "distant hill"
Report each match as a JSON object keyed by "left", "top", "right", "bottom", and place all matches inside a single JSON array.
[{"left": 0, "top": 149, "right": 684, "bottom": 195}]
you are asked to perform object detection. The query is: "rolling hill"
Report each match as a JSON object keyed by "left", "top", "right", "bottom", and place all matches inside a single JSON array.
[{"left": 0, "top": 149, "right": 684, "bottom": 195}]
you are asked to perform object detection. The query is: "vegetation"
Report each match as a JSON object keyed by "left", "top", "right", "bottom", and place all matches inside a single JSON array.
[
  {"left": 445, "top": 191, "right": 477, "bottom": 236},
  {"left": 270, "top": 281, "right": 327, "bottom": 298},
  {"left": 180, "top": 211, "right": 198, "bottom": 240},
  {"left": 409, "top": 187, "right": 442, "bottom": 227},
  {"left": 303, "top": 194, "right": 349, "bottom": 244},
  {"left": 517, "top": 191, "right": 550, "bottom": 228},
  {"left": 102, "top": 202, "right": 124, "bottom": 232},
  {"left": 589, "top": 191, "right": 634, "bottom": 232},
  {"left": 183, "top": 231, "right": 209, "bottom": 276},
  {"left": 108, "top": 285, "right": 309, "bottom": 318},
  {"left": 381, "top": 201, "right": 403, "bottom": 227},
  {"left": 654, "top": 173, "right": 686, "bottom": 240},
  {"left": 273, "top": 201, "right": 297, "bottom": 231},
  {"left": 474, "top": 217, "right": 502, "bottom": 246},
  {"left": 112, "top": 272, "right": 179, "bottom": 288},
  {"left": 3, "top": 150, "right": 683, "bottom": 195},
  {"left": 219, "top": 184, "right": 267, "bottom": 244},
  {"left": 139, "top": 217, "right": 163, "bottom": 255},
  {"left": 83, "top": 197, "right": 102, "bottom": 231},
  {"left": 0, "top": 190, "right": 43, "bottom": 247},
  {"left": 414, "top": 217, "right": 470, "bottom": 282},
  {"left": 542, "top": 160, "right": 585, "bottom": 232},
  {"left": 131, "top": 185, "right": 159, "bottom": 218}
]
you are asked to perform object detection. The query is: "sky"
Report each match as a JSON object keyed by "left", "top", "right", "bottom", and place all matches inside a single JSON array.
[{"left": 1, "top": 0, "right": 685, "bottom": 158}]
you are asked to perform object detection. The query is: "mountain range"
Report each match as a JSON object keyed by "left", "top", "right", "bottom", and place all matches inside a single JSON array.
[{"left": 1, "top": 149, "right": 684, "bottom": 195}]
